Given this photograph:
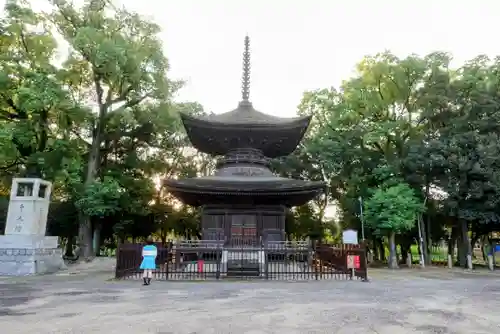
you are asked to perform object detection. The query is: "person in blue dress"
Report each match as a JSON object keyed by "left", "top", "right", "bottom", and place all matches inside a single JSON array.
[{"left": 139, "top": 238, "right": 157, "bottom": 285}]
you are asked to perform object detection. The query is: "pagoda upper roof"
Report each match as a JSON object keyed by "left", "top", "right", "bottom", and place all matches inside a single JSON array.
[
  {"left": 188, "top": 101, "right": 310, "bottom": 126},
  {"left": 164, "top": 177, "right": 325, "bottom": 207},
  {"left": 181, "top": 104, "right": 311, "bottom": 158}
]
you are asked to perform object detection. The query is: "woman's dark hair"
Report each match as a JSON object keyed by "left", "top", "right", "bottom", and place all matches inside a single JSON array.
[{"left": 146, "top": 237, "right": 154, "bottom": 245}]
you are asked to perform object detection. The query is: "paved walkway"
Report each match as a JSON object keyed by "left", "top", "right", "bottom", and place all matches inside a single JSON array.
[{"left": 1, "top": 271, "right": 499, "bottom": 333}]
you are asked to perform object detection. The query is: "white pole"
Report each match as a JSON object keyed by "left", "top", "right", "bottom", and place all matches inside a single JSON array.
[
  {"left": 417, "top": 215, "right": 425, "bottom": 268},
  {"left": 417, "top": 197, "right": 428, "bottom": 268},
  {"left": 358, "top": 196, "right": 365, "bottom": 241}
]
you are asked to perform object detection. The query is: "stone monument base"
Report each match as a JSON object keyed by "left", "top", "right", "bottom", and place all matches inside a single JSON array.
[{"left": 0, "top": 235, "right": 65, "bottom": 276}]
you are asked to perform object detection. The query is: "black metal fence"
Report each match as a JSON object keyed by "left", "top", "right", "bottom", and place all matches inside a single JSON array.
[{"left": 116, "top": 240, "right": 368, "bottom": 281}]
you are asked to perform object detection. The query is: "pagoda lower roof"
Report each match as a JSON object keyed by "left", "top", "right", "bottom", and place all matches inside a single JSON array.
[{"left": 164, "top": 177, "right": 326, "bottom": 207}]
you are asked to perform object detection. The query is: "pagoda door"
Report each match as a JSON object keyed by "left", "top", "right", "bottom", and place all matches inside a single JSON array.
[{"left": 230, "top": 215, "right": 257, "bottom": 248}]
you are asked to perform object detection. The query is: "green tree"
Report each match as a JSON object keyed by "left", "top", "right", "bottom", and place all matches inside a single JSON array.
[
  {"left": 298, "top": 52, "right": 452, "bottom": 262},
  {"left": 49, "top": 0, "right": 176, "bottom": 258},
  {"left": 364, "top": 180, "right": 425, "bottom": 268},
  {"left": 422, "top": 56, "right": 500, "bottom": 267},
  {"left": 0, "top": 0, "right": 87, "bottom": 179}
]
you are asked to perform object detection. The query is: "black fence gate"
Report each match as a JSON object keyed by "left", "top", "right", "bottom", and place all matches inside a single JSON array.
[{"left": 115, "top": 240, "right": 368, "bottom": 281}]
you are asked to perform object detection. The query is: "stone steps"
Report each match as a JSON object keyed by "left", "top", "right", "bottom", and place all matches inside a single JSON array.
[{"left": 226, "top": 262, "right": 260, "bottom": 277}]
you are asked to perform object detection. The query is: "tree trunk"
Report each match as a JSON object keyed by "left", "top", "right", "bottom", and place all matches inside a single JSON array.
[
  {"left": 160, "top": 228, "right": 167, "bottom": 245},
  {"left": 459, "top": 220, "right": 471, "bottom": 268},
  {"left": 78, "top": 131, "right": 105, "bottom": 258},
  {"left": 77, "top": 154, "right": 99, "bottom": 260},
  {"left": 419, "top": 215, "right": 430, "bottom": 265},
  {"left": 372, "top": 240, "right": 379, "bottom": 261},
  {"left": 401, "top": 243, "right": 410, "bottom": 265},
  {"left": 457, "top": 235, "right": 465, "bottom": 267},
  {"left": 377, "top": 239, "right": 385, "bottom": 262},
  {"left": 77, "top": 77, "right": 108, "bottom": 260},
  {"left": 480, "top": 234, "right": 489, "bottom": 262},
  {"left": 64, "top": 236, "right": 74, "bottom": 257},
  {"left": 470, "top": 233, "right": 480, "bottom": 260},
  {"left": 388, "top": 231, "right": 398, "bottom": 269},
  {"left": 426, "top": 214, "right": 432, "bottom": 258},
  {"left": 93, "top": 221, "right": 102, "bottom": 257},
  {"left": 78, "top": 213, "right": 94, "bottom": 260}
]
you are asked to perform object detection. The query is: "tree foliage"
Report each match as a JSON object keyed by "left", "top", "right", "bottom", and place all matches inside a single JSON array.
[
  {"left": 294, "top": 51, "right": 500, "bottom": 267},
  {"left": 364, "top": 182, "right": 424, "bottom": 235},
  {"left": 0, "top": 0, "right": 209, "bottom": 259}
]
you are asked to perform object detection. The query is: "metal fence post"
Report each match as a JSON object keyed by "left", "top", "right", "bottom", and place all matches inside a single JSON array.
[
  {"left": 216, "top": 244, "right": 221, "bottom": 280},
  {"left": 115, "top": 245, "right": 121, "bottom": 279},
  {"left": 165, "top": 247, "right": 170, "bottom": 281},
  {"left": 313, "top": 242, "right": 319, "bottom": 280},
  {"left": 264, "top": 244, "right": 269, "bottom": 280}
]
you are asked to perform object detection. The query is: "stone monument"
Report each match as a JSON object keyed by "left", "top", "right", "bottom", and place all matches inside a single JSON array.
[{"left": 0, "top": 178, "right": 65, "bottom": 276}]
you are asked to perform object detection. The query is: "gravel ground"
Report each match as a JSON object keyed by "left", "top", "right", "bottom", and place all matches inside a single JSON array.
[{"left": 1, "top": 271, "right": 499, "bottom": 333}]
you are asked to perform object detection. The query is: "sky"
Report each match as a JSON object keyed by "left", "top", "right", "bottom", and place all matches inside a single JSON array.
[
  {"left": 113, "top": 0, "right": 499, "bottom": 118},
  {"left": 4, "top": 0, "right": 499, "bottom": 117}
]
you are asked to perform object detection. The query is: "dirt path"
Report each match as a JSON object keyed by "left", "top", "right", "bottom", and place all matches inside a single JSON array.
[{"left": 1, "top": 271, "right": 499, "bottom": 333}]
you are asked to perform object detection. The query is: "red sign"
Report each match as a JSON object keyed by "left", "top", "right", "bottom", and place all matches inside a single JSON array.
[
  {"left": 347, "top": 255, "right": 361, "bottom": 269},
  {"left": 197, "top": 260, "right": 204, "bottom": 273}
]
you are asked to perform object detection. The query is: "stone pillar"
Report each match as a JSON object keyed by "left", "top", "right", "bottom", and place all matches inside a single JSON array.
[
  {"left": 488, "top": 254, "right": 494, "bottom": 271},
  {"left": 0, "top": 178, "right": 65, "bottom": 276},
  {"left": 367, "top": 252, "right": 373, "bottom": 263},
  {"left": 406, "top": 252, "right": 412, "bottom": 268},
  {"left": 467, "top": 254, "right": 473, "bottom": 270}
]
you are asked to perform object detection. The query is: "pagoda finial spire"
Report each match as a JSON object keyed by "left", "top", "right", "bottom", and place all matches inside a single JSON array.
[{"left": 241, "top": 35, "right": 251, "bottom": 102}]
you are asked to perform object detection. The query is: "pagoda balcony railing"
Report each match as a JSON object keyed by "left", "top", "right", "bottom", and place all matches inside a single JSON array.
[
  {"left": 216, "top": 149, "right": 271, "bottom": 168},
  {"left": 172, "top": 239, "right": 311, "bottom": 250}
]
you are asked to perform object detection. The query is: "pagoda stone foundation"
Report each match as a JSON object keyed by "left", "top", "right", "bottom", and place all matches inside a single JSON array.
[{"left": 0, "top": 178, "right": 65, "bottom": 276}]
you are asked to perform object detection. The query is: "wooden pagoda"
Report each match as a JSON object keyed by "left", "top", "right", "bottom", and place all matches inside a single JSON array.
[{"left": 164, "top": 36, "right": 326, "bottom": 247}]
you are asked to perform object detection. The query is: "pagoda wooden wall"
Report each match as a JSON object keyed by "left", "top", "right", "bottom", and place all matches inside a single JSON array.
[{"left": 201, "top": 205, "right": 286, "bottom": 245}]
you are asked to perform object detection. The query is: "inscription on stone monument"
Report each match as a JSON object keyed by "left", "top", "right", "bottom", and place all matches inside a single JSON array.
[{"left": 14, "top": 204, "right": 25, "bottom": 233}]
